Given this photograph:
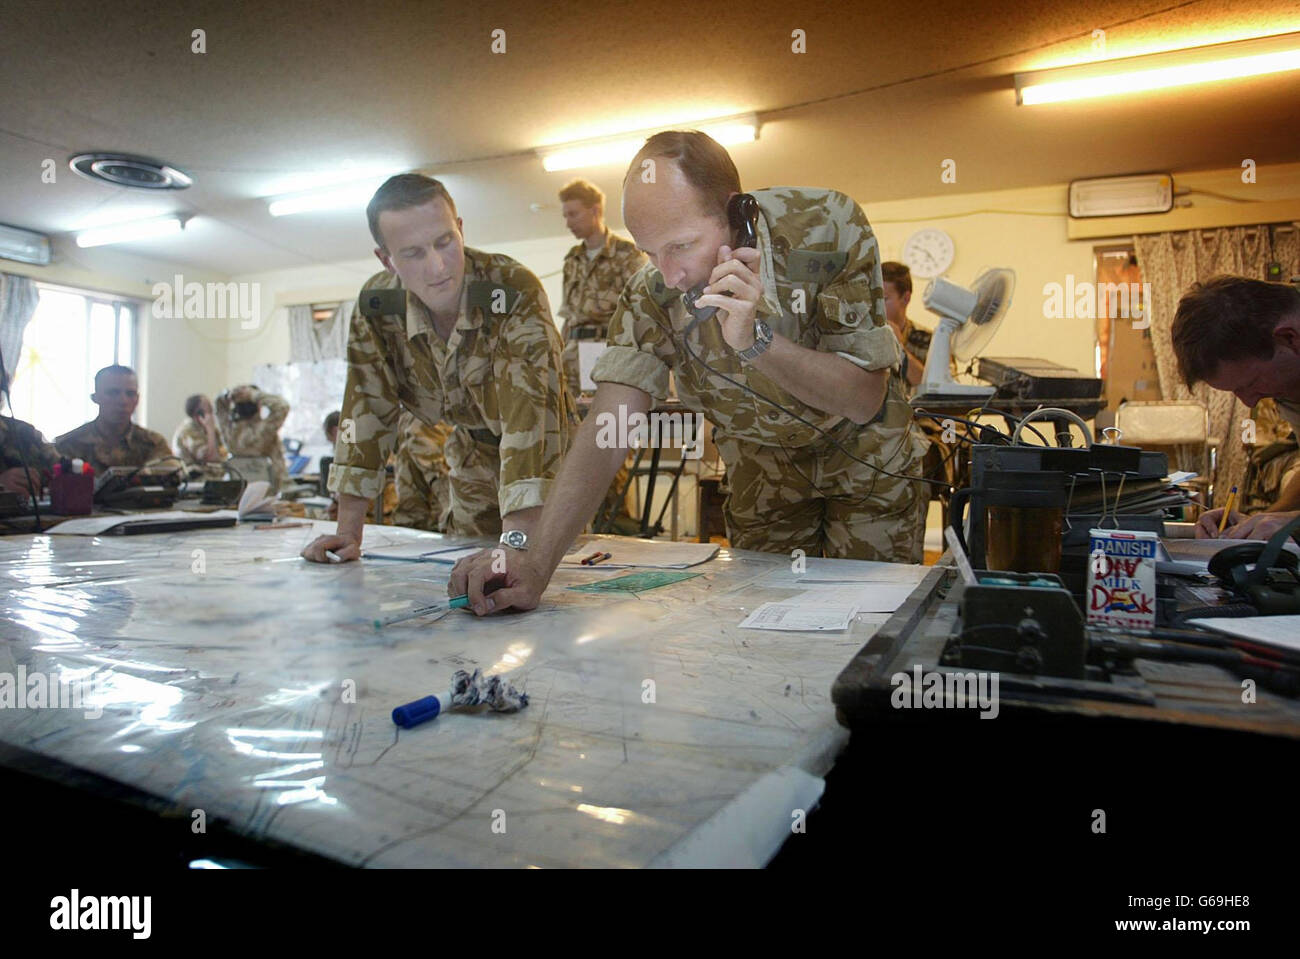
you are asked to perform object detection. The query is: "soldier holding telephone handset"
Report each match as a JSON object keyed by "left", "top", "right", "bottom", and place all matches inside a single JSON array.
[{"left": 451, "top": 130, "right": 929, "bottom": 617}]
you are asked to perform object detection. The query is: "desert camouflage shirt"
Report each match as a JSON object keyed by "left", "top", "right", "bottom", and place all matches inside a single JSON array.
[
  {"left": 329, "top": 253, "right": 575, "bottom": 514},
  {"left": 55, "top": 419, "right": 174, "bottom": 472},
  {"left": 216, "top": 388, "right": 290, "bottom": 484},
  {"left": 172, "top": 418, "right": 229, "bottom": 473},
  {"left": 1, "top": 415, "right": 58, "bottom": 474},
  {"left": 558, "top": 229, "right": 647, "bottom": 331},
  {"left": 591, "top": 186, "right": 903, "bottom": 448}
]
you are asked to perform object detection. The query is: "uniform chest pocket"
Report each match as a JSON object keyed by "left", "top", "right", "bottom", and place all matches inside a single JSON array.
[{"left": 458, "top": 350, "right": 492, "bottom": 388}]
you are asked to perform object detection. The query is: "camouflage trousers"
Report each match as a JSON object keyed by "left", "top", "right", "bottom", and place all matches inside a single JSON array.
[
  {"left": 715, "top": 391, "right": 929, "bottom": 563},
  {"left": 438, "top": 426, "right": 507, "bottom": 537},
  {"left": 392, "top": 412, "right": 453, "bottom": 531}
]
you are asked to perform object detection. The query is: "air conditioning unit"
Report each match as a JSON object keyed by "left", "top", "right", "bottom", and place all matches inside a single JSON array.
[
  {"left": 1069, "top": 174, "right": 1173, "bottom": 218},
  {"left": 0, "top": 222, "right": 51, "bottom": 266}
]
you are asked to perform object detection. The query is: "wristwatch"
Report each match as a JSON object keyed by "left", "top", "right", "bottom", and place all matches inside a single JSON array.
[
  {"left": 736, "top": 319, "right": 773, "bottom": 361},
  {"left": 500, "top": 530, "right": 528, "bottom": 551}
]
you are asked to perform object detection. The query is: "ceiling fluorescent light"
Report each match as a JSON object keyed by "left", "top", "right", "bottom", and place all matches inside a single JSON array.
[
  {"left": 1016, "top": 30, "right": 1300, "bottom": 105},
  {"left": 539, "top": 114, "right": 759, "bottom": 172},
  {"left": 267, "top": 179, "right": 386, "bottom": 217},
  {"left": 75, "top": 215, "right": 185, "bottom": 248},
  {"left": 0, "top": 222, "right": 52, "bottom": 265},
  {"left": 1069, "top": 174, "right": 1173, "bottom": 218}
]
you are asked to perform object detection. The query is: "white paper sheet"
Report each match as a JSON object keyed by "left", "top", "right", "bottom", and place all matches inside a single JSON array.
[
  {"left": 1185, "top": 616, "right": 1300, "bottom": 653},
  {"left": 577, "top": 341, "right": 608, "bottom": 391},
  {"left": 739, "top": 602, "right": 859, "bottom": 631},
  {"left": 559, "top": 535, "right": 718, "bottom": 569},
  {"left": 793, "top": 583, "right": 917, "bottom": 613}
]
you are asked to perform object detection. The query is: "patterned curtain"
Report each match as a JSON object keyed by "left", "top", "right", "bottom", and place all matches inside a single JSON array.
[
  {"left": 287, "top": 300, "right": 352, "bottom": 363},
  {"left": 0, "top": 272, "right": 40, "bottom": 392},
  {"left": 1135, "top": 222, "right": 1300, "bottom": 501}
]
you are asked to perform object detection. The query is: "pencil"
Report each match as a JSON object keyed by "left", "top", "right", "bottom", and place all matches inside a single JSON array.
[
  {"left": 373, "top": 597, "right": 468, "bottom": 629},
  {"left": 1217, "top": 486, "right": 1238, "bottom": 534}
]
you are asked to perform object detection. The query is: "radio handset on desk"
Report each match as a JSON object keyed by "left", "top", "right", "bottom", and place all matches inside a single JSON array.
[
  {"left": 682, "top": 193, "right": 760, "bottom": 325},
  {"left": 1207, "top": 514, "right": 1300, "bottom": 615}
]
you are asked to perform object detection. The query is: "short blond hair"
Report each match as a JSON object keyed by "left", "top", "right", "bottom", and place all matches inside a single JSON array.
[{"left": 559, "top": 179, "right": 605, "bottom": 209}]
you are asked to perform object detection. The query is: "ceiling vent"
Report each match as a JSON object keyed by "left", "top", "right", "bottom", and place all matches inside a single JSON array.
[{"left": 69, "top": 153, "right": 193, "bottom": 190}]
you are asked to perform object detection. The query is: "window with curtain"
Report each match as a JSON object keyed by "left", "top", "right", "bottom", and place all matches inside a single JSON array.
[{"left": 10, "top": 284, "right": 138, "bottom": 440}]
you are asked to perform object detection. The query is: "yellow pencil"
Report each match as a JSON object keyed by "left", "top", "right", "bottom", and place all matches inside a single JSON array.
[{"left": 1217, "top": 486, "right": 1238, "bottom": 534}]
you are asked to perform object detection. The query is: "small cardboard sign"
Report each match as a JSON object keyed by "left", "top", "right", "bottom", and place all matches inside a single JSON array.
[{"left": 1087, "top": 528, "right": 1158, "bottom": 631}]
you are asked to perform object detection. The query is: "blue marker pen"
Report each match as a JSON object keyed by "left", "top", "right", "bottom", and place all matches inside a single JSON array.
[
  {"left": 392, "top": 695, "right": 442, "bottom": 728},
  {"left": 392, "top": 668, "right": 529, "bottom": 730}
]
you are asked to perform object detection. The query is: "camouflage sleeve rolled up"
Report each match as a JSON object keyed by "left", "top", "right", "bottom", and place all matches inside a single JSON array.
[
  {"left": 488, "top": 284, "right": 574, "bottom": 515},
  {"left": 588, "top": 263, "right": 675, "bottom": 402},
  {"left": 329, "top": 288, "right": 404, "bottom": 501},
  {"left": 256, "top": 390, "right": 290, "bottom": 431},
  {"left": 813, "top": 194, "right": 901, "bottom": 373}
]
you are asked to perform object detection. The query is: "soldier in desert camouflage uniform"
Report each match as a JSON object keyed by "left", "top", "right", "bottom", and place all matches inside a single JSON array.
[
  {"left": 557, "top": 179, "right": 647, "bottom": 526},
  {"left": 393, "top": 409, "right": 453, "bottom": 530},
  {"left": 342, "top": 270, "right": 454, "bottom": 531},
  {"left": 173, "top": 394, "right": 229, "bottom": 480},
  {"left": 0, "top": 412, "right": 57, "bottom": 501},
  {"left": 557, "top": 179, "right": 648, "bottom": 395},
  {"left": 451, "top": 131, "right": 929, "bottom": 616},
  {"left": 56, "top": 365, "right": 175, "bottom": 472},
  {"left": 301, "top": 174, "right": 574, "bottom": 564},
  {"left": 215, "top": 385, "right": 290, "bottom": 489}
]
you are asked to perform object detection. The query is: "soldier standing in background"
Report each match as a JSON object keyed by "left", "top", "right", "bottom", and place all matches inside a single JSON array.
[
  {"left": 557, "top": 178, "right": 647, "bottom": 528},
  {"left": 216, "top": 384, "right": 290, "bottom": 490}
]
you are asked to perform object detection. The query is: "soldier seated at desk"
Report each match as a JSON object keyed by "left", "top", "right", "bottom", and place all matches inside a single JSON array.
[
  {"left": 1, "top": 409, "right": 57, "bottom": 502},
  {"left": 1173, "top": 276, "right": 1300, "bottom": 540},
  {"left": 173, "top": 393, "right": 229, "bottom": 480},
  {"left": 55, "top": 365, "right": 174, "bottom": 474}
]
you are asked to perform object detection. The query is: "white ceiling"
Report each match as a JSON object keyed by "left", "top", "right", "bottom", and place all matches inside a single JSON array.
[{"left": 2, "top": 0, "right": 1299, "bottom": 277}]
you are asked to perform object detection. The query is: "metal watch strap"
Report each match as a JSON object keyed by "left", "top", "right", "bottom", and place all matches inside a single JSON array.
[{"left": 736, "top": 320, "right": 773, "bottom": 361}]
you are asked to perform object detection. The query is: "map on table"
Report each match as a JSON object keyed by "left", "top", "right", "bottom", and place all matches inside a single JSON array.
[{"left": 568, "top": 570, "right": 701, "bottom": 593}]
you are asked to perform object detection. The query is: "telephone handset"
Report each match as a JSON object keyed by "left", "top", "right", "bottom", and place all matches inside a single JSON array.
[{"left": 682, "top": 193, "right": 760, "bottom": 322}]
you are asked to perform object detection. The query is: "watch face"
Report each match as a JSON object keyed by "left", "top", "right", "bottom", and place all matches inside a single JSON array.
[{"left": 502, "top": 530, "right": 526, "bottom": 549}]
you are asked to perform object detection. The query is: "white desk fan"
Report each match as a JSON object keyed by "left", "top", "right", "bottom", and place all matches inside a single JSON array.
[{"left": 910, "top": 268, "right": 1015, "bottom": 407}]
